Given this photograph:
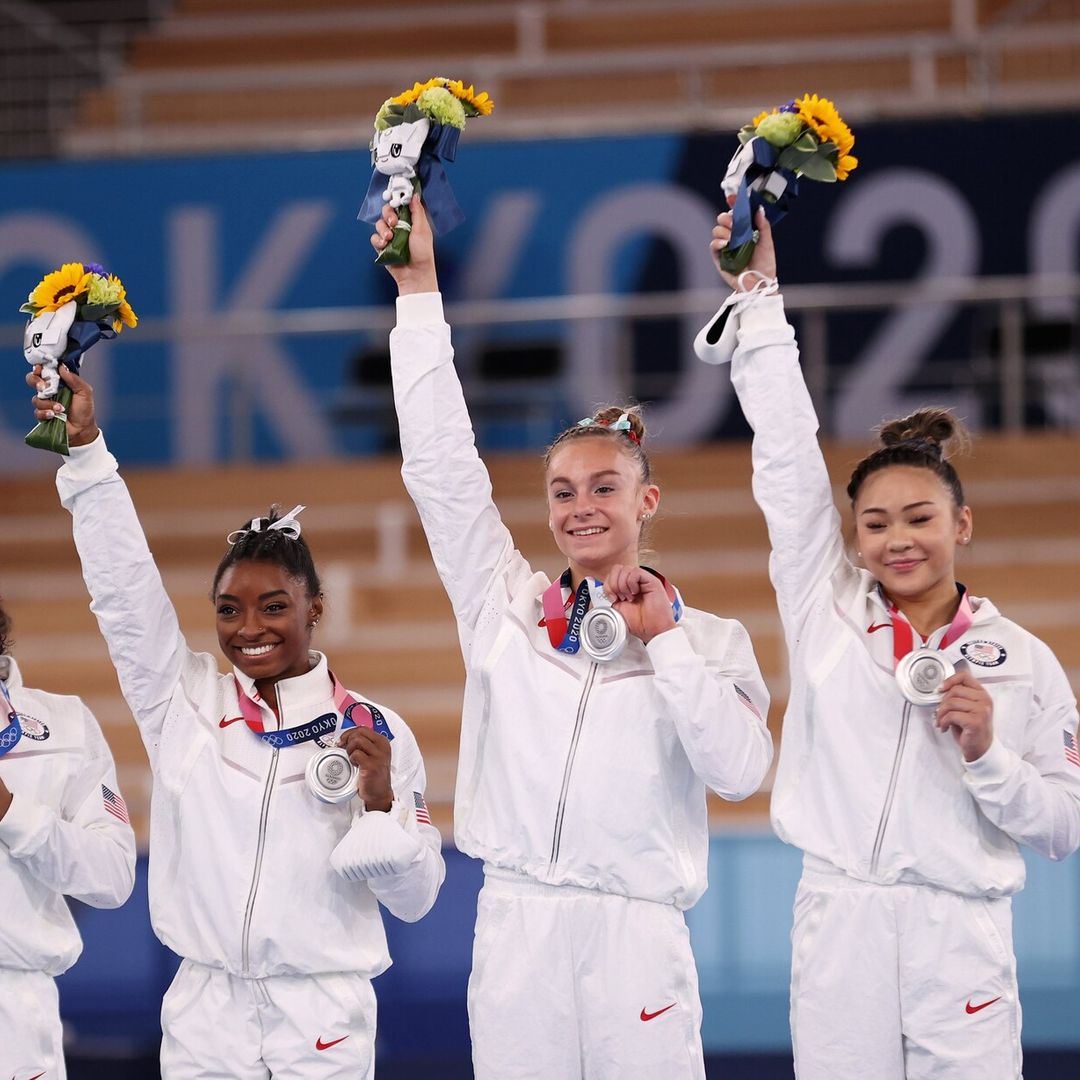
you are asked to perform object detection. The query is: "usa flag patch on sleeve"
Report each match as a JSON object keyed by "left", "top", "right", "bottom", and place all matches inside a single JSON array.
[
  {"left": 1064, "top": 730, "right": 1080, "bottom": 769},
  {"left": 413, "top": 791, "right": 432, "bottom": 826},
  {"left": 102, "top": 784, "right": 130, "bottom": 824}
]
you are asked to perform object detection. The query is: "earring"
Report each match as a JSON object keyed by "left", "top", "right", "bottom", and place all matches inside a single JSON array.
[
  {"left": 641, "top": 513, "right": 653, "bottom": 523},
  {"left": 960, "top": 536, "right": 970, "bottom": 545},
  {"left": 309, "top": 617, "right": 320, "bottom": 628}
]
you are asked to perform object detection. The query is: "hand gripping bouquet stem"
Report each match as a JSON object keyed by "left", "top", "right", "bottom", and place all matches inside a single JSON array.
[
  {"left": 358, "top": 77, "right": 494, "bottom": 265},
  {"left": 20, "top": 262, "right": 138, "bottom": 455},
  {"left": 718, "top": 93, "right": 858, "bottom": 274}
]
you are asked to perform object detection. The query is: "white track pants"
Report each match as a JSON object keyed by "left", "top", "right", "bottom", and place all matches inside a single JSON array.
[
  {"left": 791, "top": 859, "right": 1023, "bottom": 1080},
  {"left": 469, "top": 868, "right": 706, "bottom": 1080},
  {"left": 160, "top": 959, "right": 376, "bottom": 1079},
  {"left": 0, "top": 969, "right": 66, "bottom": 1080}
]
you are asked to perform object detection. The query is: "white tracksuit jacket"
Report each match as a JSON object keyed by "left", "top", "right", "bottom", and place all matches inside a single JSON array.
[
  {"left": 0, "top": 654, "right": 136, "bottom": 976},
  {"left": 390, "top": 292, "right": 773, "bottom": 909},
  {"left": 55, "top": 435, "right": 445, "bottom": 979},
  {"left": 728, "top": 294, "right": 1080, "bottom": 896}
]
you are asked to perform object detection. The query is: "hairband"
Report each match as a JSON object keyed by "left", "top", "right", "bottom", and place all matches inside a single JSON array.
[
  {"left": 575, "top": 411, "right": 640, "bottom": 444},
  {"left": 227, "top": 504, "right": 307, "bottom": 546}
]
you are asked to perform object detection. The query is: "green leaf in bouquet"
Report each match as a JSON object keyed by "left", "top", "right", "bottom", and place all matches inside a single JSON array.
[
  {"left": 793, "top": 130, "right": 819, "bottom": 152},
  {"left": 375, "top": 177, "right": 422, "bottom": 267},
  {"left": 78, "top": 302, "right": 113, "bottom": 322},
  {"left": 795, "top": 150, "right": 838, "bottom": 182},
  {"left": 18, "top": 302, "right": 37, "bottom": 315},
  {"left": 402, "top": 103, "right": 426, "bottom": 124},
  {"left": 718, "top": 233, "right": 759, "bottom": 275},
  {"left": 25, "top": 384, "right": 72, "bottom": 455},
  {"left": 737, "top": 125, "right": 758, "bottom": 145}
]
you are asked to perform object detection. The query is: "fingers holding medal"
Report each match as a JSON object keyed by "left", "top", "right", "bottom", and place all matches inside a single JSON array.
[
  {"left": 338, "top": 726, "right": 394, "bottom": 812},
  {"left": 935, "top": 669, "right": 994, "bottom": 762},
  {"left": 604, "top": 565, "right": 678, "bottom": 647}
]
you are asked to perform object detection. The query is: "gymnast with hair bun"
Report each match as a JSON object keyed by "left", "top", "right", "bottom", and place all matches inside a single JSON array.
[
  {"left": 701, "top": 202, "right": 1080, "bottom": 1079},
  {"left": 372, "top": 195, "right": 773, "bottom": 1080}
]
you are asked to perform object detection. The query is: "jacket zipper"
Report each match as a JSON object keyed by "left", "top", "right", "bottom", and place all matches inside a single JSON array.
[
  {"left": 549, "top": 662, "right": 598, "bottom": 867},
  {"left": 869, "top": 701, "right": 911, "bottom": 878},
  {"left": 241, "top": 684, "right": 281, "bottom": 974}
]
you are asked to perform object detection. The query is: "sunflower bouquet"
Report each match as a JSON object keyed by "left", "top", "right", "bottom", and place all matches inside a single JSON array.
[
  {"left": 718, "top": 93, "right": 858, "bottom": 273},
  {"left": 20, "top": 262, "right": 137, "bottom": 455},
  {"left": 358, "top": 77, "right": 494, "bottom": 265}
]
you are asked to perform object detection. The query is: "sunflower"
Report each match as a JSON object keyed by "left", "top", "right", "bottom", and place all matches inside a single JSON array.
[
  {"left": 444, "top": 79, "right": 494, "bottom": 116},
  {"left": 794, "top": 93, "right": 858, "bottom": 178},
  {"left": 391, "top": 78, "right": 441, "bottom": 108},
  {"left": 28, "top": 262, "right": 92, "bottom": 313},
  {"left": 108, "top": 275, "right": 138, "bottom": 332}
]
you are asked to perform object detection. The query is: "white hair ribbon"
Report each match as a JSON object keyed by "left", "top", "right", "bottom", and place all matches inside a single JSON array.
[{"left": 226, "top": 504, "right": 307, "bottom": 545}]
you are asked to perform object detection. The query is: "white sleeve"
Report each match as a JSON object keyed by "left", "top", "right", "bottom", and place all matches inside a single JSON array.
[
  {"left": 646, "top": 621, "right": 773, "bottom": 801},
  {"left": 330, "top": 723, "right": 445, "bottom": 922},
  {"left": 390, "top": 292, "right": 530, "bottom": 645},
  {"left": 0, "top": 703, "right": 136, "bottom": 908},
  {"left": 963, "top": 648, "right": 1080, "bottom": 861},
  {"left": 728, "top": 294, "right": 858, "bottom": 632},
  {"left": 56, "top": 433, "right": 189, "bottom": 766}
]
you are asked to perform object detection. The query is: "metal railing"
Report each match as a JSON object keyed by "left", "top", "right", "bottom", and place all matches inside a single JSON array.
[{"left": 5, "top": 273, "right": 1077, "bottom": 455}]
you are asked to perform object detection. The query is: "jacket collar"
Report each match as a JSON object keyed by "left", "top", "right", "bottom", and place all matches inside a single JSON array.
[
  {"left": 232, "top": 650, "right": 332, "bottom": 717},
  {"left": 0, "top": 655, "right": 23, "bottom": 690}
]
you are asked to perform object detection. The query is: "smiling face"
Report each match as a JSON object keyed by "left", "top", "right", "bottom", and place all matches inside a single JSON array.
[
  {"left": 854, "top": 465, "right": 972, "bottom": 606},
  {"left": 214, "top": 559, "right": 323, "bottom": 685},
  {"left": 545, "top": 437, "right": 659, "bottom": 584}
]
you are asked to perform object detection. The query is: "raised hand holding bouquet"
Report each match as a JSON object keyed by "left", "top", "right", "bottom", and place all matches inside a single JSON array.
[
  {"left": 358, "top": 77, "right": 493, "bottom": 266},
  {"left": 21, "top": 262, "right": 137, "bottom": 454},
  {"left": 718, "top": 93, "right": 857, "bottom": 274},
  {"left": 694, "top": 94, "right": 857, "bottom": 366}
]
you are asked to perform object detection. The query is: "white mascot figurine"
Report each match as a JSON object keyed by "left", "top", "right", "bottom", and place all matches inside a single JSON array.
[
  {"left": 24, "top": 299, "right": 77, "bottom": 407},
  {"left": 372, "top": 116, "right": 431, "bottom": 209}
]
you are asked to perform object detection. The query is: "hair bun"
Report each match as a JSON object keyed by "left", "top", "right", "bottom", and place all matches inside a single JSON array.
[
  {"left": 592, "top": 405, "right": 647, "bottom": 443},
  {"left": 877, "top": 408, "right": 969, "bottom": 460}
]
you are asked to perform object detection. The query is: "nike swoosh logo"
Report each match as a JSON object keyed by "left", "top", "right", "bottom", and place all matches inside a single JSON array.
[
  {"left": 867, "top": 623, "right": 891, "bottom": 633},
  {"left": 219, "top": 716, "right": 244, "bottom": 727},
  {"left": 640, "top": 1003, "right": 676, "bottom": 1022},
  {"left": 966, "top": 996, "right": 1001, "bottom": 1014},
  {"left": 316, "top": 1035, "right": 349, "bottom": 1051}
]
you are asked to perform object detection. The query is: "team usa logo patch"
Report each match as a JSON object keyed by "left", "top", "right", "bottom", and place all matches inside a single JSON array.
[
  {"left": 960, "top": 640, "right": 1007, "bottom": 667},
  {"left": 18, "top": 713, "right": 50, "bottom": 741}
]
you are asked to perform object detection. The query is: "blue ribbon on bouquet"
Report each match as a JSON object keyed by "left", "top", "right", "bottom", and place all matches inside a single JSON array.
[
  {"left": 62, "top": 320, "right": 118, "bottom": 376},
  {"left": 728, "top": 138, "right": 801, "bottom": 250},
  {"left": 357, "top": 122, "right": 465, "bottom": 236}
]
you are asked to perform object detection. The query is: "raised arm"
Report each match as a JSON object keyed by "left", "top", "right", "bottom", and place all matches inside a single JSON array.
[
  {"left": 31, "top": 365, "right": 193, "bottom": 763},
  {"left": 0, "top": 701, "right": 135, "bottom": 907},
  {"left": 376, "top": 198, "right": 530, "bottom": 637},
  {"left": 704, "top": 209, "right": 855, "bottom": 629}
]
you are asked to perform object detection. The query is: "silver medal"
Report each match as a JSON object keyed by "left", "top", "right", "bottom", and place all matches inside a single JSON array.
[
  {"left": 580, "top": 581, "right": 628, "bottom": 663},
  {"left": 895, "top": 648, "right": 955, "bottom": 707},
  {"left": 305, "top": 746, "right": 359, "bottom": 804}
]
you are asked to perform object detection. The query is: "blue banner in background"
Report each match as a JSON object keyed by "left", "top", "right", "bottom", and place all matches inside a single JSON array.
[{"left": 2, "top": 113, "right": 1078, "bottom": 469}]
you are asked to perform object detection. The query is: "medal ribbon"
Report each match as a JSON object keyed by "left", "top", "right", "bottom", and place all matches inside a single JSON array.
[
  {"left": 0, "top": 681, "right": 21, "bottom": 758},
  {"left": 884, "top": 586, "right": 974, "bottom": 669},
  {"left": 228, "top": 670, "right": 394, "bottom": 749},
  {"left": 540, "top": 567, "right": 683, "bottom": 655}
]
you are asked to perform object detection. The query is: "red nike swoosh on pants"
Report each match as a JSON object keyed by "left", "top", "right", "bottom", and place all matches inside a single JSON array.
[
  {"left": 640, "top": 1003, "right": 676, "bottom": 1022},
  {"left": 966, "top": 997, "right": 1001, "bottom": 1014},
  {"left": 316, "top": 1035, "right": 349, "bottom": 1050}
]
